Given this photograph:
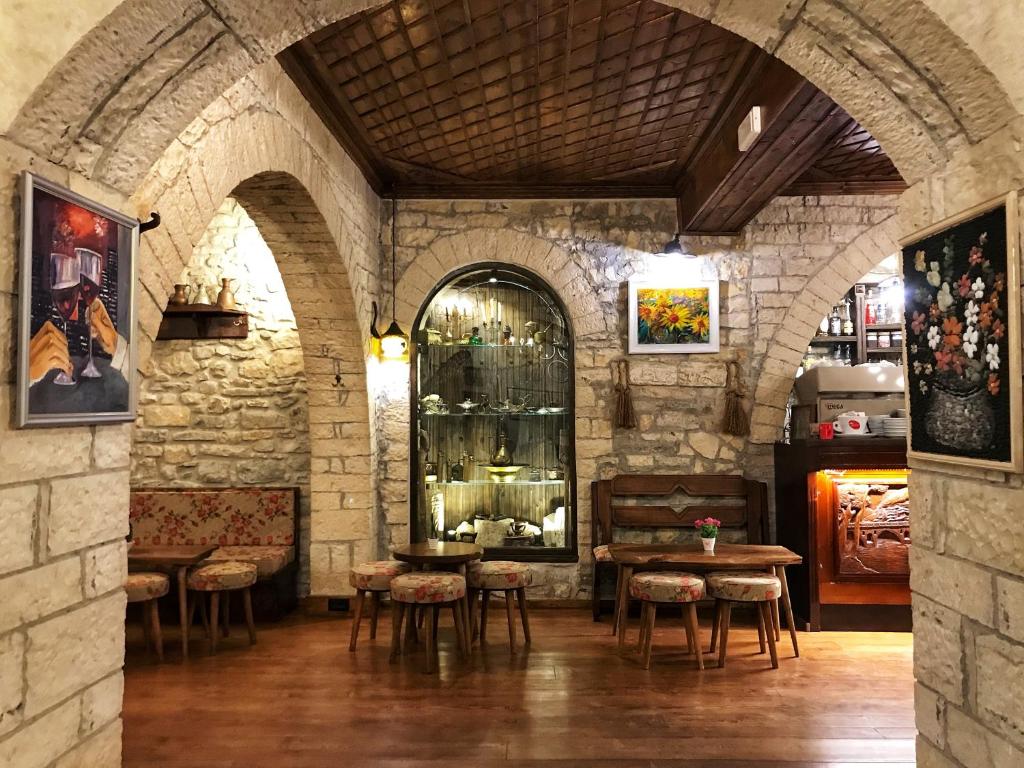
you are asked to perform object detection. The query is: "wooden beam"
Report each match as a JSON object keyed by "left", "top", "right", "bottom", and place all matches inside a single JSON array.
[
  {"left": 391, "top": 182, "right": 677, "bottom": 199},
  {"left": 675, "top": 56, "right": 855, "bottom": 234},
  {"left": 780, "top": 180, "right": 908, "bottom": 196},
  {"left": 277, "top": 44, "right": 387, "bottom": 193}
]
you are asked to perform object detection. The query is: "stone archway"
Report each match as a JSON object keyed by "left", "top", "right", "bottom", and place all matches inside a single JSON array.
[
  {"left": 377, "top": 227, "right": 612, "bottom": 594},
  {"left": 4, "top": 1, "right": 1020, "bottom": 197},
  {"left": 392, "top": 228, "right": 607, "bottom": 335},
  {"left": 748, "top": 213, "right": 903, "bottom": 444},
  {"left": 129, "top": 69, "right": 381, "bottom": 596}
]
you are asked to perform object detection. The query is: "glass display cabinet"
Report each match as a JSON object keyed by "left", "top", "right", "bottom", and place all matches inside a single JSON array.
[{"left": 410, "top": 265, "right": 577, "bottom": 562}]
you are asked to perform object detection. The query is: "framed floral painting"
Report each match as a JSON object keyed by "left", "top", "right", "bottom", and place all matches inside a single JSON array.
[
  {"left": 901, "top": 192, "right": 1022, "bottom": 472},
  {"left": 627, "top": 278, "right": 720, "bottom": 354}
]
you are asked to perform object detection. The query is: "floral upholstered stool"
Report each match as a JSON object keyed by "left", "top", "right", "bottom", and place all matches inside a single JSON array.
[
  {"left": 186, "top": 561, "right": 258, "bottom": 655},
  {"left": 467, "top": 561, "right": 533, "bottom": 652},
  {"left": 628, "top": 571, "right": 706, "bottom": 670},
  {"left": 706, "top": 571, "right": 782, "bottom": 670},
  {"left": 126, "top": 572, "right": 170, "bottom": 662},
  {"left": 348, "top": 560, "right": 413, "bottom": 651},
  {"left": 389, "top": 572, "right": 467, "bottom": 673}
]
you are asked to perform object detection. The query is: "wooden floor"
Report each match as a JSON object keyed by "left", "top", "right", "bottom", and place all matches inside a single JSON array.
[{"left": 122, "top": 606, "right": 915, "bottom": 767}]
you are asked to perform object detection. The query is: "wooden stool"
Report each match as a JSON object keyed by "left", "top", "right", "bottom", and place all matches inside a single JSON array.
[
  {"left": 348, "top": 560, "right": 412, "bottom": 651},
  {"left": 389, "top": 572, "right": 467, "bottom": 673},
  {"left": 628, "top": 572, "right": 705, "bottom": 670},
  {"left": 706, "top": 571, "right": 782, "bottom": 669},
  {"left": 126, "top": 572, "right": 170, "bottom": 662},
  {"left": 186, "top": 561, "right": 258, "bottom": 655},
  {"left": 467, "top": 561, "right": 532, "bottom": 652}
]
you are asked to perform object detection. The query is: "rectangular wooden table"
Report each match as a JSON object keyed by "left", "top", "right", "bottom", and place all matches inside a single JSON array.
[
  {"left": 607, "top": 543, "right": 803, "bottom": 656},
  {"left": 128, "top": 545, "right": 215, "bottom": 660}
]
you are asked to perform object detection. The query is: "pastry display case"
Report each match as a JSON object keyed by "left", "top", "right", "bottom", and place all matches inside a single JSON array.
[{"left": 409, "top": 265, "right": 577, "bottom": 561}]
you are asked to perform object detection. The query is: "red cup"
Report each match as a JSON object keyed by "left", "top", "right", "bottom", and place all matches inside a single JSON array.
[{"left": 818, "top": 422, "right": 834, "bottom": 440}]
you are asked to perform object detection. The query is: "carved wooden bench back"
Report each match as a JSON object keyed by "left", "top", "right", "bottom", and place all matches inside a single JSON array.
[{"left": 592, "top": 474, "right": 768, "bottom": 549}]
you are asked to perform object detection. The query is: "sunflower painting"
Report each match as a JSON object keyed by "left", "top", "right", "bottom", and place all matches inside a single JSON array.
[{"left": 628, "top": 278, "right": 719, "bottom": 354}]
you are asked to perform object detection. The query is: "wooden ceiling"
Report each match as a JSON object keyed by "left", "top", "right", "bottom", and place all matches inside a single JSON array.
[{"left": 280, "top": 0, "right": 905, "bottom": 231}]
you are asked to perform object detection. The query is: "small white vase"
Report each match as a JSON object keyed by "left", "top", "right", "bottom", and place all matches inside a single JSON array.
[
  {"left": 701, "top": 536, "right": 716, "bottom": 553},
  {"left": 426, "top": 537, "right": 440, "bottom": 550}
]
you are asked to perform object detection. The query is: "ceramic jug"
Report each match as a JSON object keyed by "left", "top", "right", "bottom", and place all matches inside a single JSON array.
[
  {"left": 215, "top": 278, "right": 236, "bottom": 310},
  {"left": 169, "top": 284, "right": 191, "bottom": 306}
]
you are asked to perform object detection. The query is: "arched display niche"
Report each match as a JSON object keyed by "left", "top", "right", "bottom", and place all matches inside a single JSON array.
[{"left": 409, "top": 263, "right": 578, "bottom": 563}]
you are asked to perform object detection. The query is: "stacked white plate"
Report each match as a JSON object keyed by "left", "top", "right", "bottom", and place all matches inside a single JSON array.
[
  {"left": 882, "top": 417, "right": 908, "bottom": 437},
  {"left": 867, "top": 416, "right": 889, "bottom": 435}
]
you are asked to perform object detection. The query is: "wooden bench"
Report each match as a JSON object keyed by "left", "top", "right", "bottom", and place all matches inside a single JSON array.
[
  {"left": 591, "top": 474, "right": 768, "bottom": 620},
  {"left": 129, "top": 487, "right": 300, "bottom": 619}
]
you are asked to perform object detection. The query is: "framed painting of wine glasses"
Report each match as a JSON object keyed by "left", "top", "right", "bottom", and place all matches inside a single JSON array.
[{"left": 16, "top": 172, "right": 139, "bottom": 427}]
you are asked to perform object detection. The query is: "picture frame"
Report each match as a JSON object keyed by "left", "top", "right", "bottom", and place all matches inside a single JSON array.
[
  {"left": 900, "top": 191, "right": 1022, "bottom": 472},
  {"left": 17, "top": 172, "right": 139, "bottom": 427},
  {"left": 627, "top": 277, "right": 720, "bottom": 354}
]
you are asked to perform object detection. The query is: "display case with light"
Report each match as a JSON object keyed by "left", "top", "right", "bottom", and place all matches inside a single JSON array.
[{"left": 409, "top": 264, "right": 577, "bottom": 562}]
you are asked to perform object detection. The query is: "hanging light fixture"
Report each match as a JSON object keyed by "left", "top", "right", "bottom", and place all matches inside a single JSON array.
[
  {"left": 660, "top": 232, "right": 683, "bottom": 255},
  {"left": 379, "top": 195, "right": 409, "bottom": 362}
]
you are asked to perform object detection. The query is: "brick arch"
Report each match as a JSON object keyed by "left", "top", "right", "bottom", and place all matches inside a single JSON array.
[
  {"left": 6, "top": 1, "right": 1020, "bottom": 192},
  {"left": 133, "top": 104, "right": 378, "bottom": 596},
  {"left": 393, "top": 228, "right": 607, "bottom": 338},
  {"left": 748, "top": 213, "right": 903, "bottom": 444}
]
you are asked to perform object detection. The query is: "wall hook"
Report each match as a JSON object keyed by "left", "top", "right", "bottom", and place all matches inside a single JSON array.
[{"left": 139, "top": 211, "right": 161, "bottom": 233}]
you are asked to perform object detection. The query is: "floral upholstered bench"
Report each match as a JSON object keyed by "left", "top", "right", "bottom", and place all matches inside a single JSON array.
[{"left": 129, "top": 487, "right": 300, "bottom": 618}]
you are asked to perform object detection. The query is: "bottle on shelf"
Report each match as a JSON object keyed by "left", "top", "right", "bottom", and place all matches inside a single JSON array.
[
  {"left": 841, "top": 298, "right": 854, "bottom": 336},
  {"left": 818, "top": 314, "right": 829, "bottom": 336},
  {"left": 864, "top": 288, "right": 876, "bottom": 326},
  {"left": 450, "top": 453, "right": 464, "bottom": 483},
  {"left": 842, "top": 344, "right": 852, "bottom": 365},
  {"left": 829, "top": 305, "right": 843, "bottom": 336}
]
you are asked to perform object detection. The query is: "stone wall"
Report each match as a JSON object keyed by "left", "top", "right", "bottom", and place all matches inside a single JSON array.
[
  {"left": 131, "top": 196, "right": 312, "bottom": 592},
  {"left": 379, "top": 195, "right": 899, "bottom": 596},
  {"left": 899, "top": 116, "right": 1024, "bottom": 768},
  {"left": 0, "top": 58, "right": 381, "bottom": 765}
]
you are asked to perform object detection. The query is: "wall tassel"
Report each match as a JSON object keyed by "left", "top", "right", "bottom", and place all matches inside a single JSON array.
[
  {"left": 613, "top": 358, "right": 637, "bottom": 429},
  {"left": 722, "top": 360, "right": 750, "bottom": 437}
]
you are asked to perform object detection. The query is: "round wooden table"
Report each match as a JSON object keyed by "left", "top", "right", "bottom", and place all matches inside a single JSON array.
[
  {"left": 391, "top": 542, "right": 483, "bottom": 654},
  {"left": 392, "top": 541, "right": 484, "bottom": 566}
]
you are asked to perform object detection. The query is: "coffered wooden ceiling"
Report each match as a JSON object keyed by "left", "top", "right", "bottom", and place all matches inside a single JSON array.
[{"left": 280, "top": 0, "right": 905, "bottom": 231}]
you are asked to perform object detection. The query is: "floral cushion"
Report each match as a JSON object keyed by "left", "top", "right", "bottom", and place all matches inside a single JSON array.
[
  {"left": 628, "top": 571, "right": 705, "bottom": 603},
  {"left": 129, "top": 488, "right": 296, "bottom": 547},
  {"left": 205, "top": 545, "right": 293, "bottom": 578},
  {"left": 467, "top": 561, "right": 532, "bottom": 590},
  {"left": 187, "top": 561, "right": 258, "bottom": 591},
  {"left": 125, "top": 572, "right": 170, "bottom": 603},
  {"left": 706, "top": 571, "right": 780, "bottom": 602},
  {"left": 349, "top": 560, "right": 413, "bottom": 591},
  {"left": 390, "top": 572, "right": 467, "bottom": 604},
  {"left": 592, "top": 544, "right": 613, "bottom": 562}
]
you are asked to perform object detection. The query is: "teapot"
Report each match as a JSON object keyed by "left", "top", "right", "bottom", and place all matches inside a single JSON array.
[{"left": 496, "top": 395, "right": 529, "bottom": 413}]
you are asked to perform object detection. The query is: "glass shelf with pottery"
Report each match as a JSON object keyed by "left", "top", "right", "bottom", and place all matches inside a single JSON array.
[{"left": 411, "top": 265, "right": 576, "bottom": 561}]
